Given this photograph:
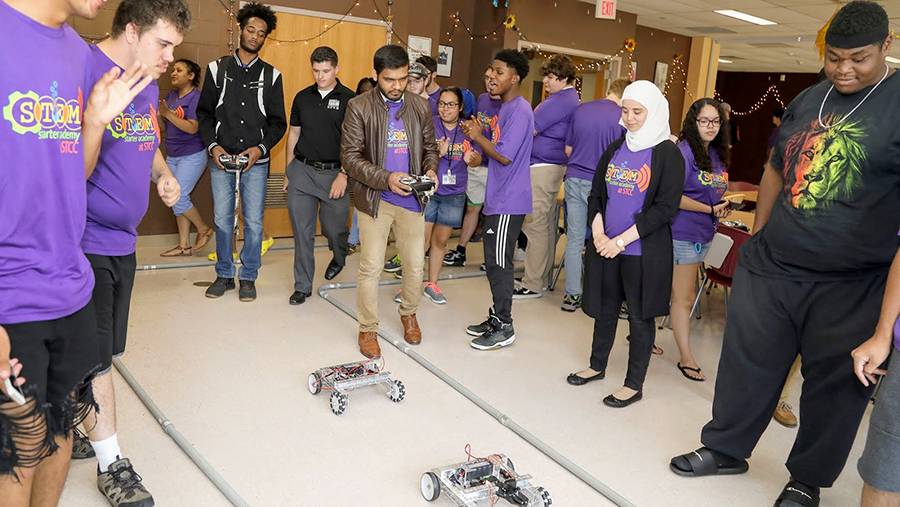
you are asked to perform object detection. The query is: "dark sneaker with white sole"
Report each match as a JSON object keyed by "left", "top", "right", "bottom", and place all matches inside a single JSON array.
[
  {"left": 443, "top": 249, "right": 466, "bottom": 267},
  {"left": 97, "top": 457, "right": 155, "bottom": 507},
  {"left": 512, "top": 286, "right": 541, "bottom": 299},
  {"left": 471, "top": 317, "right": 515, "bottom": 350},
  {"left": 466, "top": 308, "right": 497, "bottom": 336},
  {"left": 384, "top": 254, "right": 401, "bottom": 273},
  {"left": 72, "top": 428, "right": 95, "bottom": 459},
  {"left": 205, "top": 277, "right": 234, "bottom": 298},
  {"left": 561, "top": 294, "right": 582, "bottom": 312}
]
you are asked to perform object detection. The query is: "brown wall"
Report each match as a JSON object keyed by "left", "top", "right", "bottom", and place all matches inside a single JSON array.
[
  {"left": 633, "top": 26, "right": 692, "bottom": 132},
  {"left": 715, "top": 71, "right": 819, "bottom": 185}
]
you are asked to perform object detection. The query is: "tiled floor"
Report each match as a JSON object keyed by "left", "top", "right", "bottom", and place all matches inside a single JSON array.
[{"left": 58, "top": 235, "right": 870, "bottom": 507}]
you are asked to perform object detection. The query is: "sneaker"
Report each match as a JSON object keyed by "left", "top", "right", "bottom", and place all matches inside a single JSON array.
[
  {"left": 470, "top": 317, "right": 515, "bottom": 350},
  {"left": 443, "top": 249, "right": 466, "bottom": 267},
  {"left": 97, "top": 457, "right": 154, "bottom": 507},
  {"left": 466, "top": 308, "right": 496, "bottom": 336},
  {"left": 479, "top": 263, "right": 486, "bottom": 271},
  {"left": 393, "top": 269, "right": 402, "bottom": 280},
  {"left": 774, "top": 402, "right": 798, "bottom": 428},
  {"left": 384, "top": 254, "right": 402, "bottom": 273},
  {"left": 205, "top": 277, "right": 235, "bottom": 298},
  {"left": 618, "top": 301, "right": 629, "bottom": 320},
  {"left": 561, "top": 294, "right": 582, "bottom": 312},
  {"left": 239, "top": 280, "right": 256, "bottom": 302},
  {"left": 513, "top": 286, "right": 541, "bottom": 300},
  {"left": 72, "top": 428, "right": 95, "bottom": 459},
  {"left": 424, "top": 283, "right": 447, "bottom": 304},
  {"left": 394, "top": 289, "right": 402, "bottom": 303}
]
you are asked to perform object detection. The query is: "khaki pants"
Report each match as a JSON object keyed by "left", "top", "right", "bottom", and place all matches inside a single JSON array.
[
  {"left": 357, "top": 201, "right": 425, "bottom": 332},
  {"left": 521, "top": 164, "right": 566, "bottom": 293},
  {"left": 779, "top": 356, "right": 802, "bottom": 403}
]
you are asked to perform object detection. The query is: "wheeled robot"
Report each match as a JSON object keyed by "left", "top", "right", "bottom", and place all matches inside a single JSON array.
[
  {"left": 421, "top": 453, "right": 551, "bottom": 506},
  {"left": 307, "top": 357, "right": 404, "bottom": 415}
]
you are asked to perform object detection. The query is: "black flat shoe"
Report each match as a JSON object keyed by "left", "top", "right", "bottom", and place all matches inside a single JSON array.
[
  {"left": 566, "top": 371, "right": 605, "bottom": 386},
  {"left": 603, "top": 390, "right": 643, "bottom": 408},
  {"left": 289, "top": 291, "right": 311, "bottom": 305},
  {"left": 324, "top": 259, "right": 343, "bottom": 280}
]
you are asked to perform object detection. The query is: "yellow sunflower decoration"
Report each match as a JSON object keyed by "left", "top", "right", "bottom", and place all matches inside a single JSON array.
[
  {"left": 504, "top": 15, "right": 517, "bottom": 31},
  {"left": 625, "top": 39, "right": 636, "bottom": 52}
]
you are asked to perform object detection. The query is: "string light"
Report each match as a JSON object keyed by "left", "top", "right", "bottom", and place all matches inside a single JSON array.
[
  {"left": 663, "top": 54, "right": 694, "bottom": 102},
  {"left": 447, "top": 12, "right": 505, "bottom": 43},
  {"left": 714, "top": 86, "right": 785, "bottom": 116}
]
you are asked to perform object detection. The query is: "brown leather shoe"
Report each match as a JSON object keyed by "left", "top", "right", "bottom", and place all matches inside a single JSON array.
[
  {"left": 401, "top": 314, "right": 422, "bottom": 345},
  {"left": 358, "top": 331, "right": 381, "bottom": 358},
  {"left": 773, "top": 402, "right": 798, "bottom": 428}
]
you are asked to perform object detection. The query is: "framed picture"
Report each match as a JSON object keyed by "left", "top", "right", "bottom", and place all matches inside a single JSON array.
[
  {"left": 407, "top": 35, "right": 432, "bottom": 64},
  {"left": 437, "top": 45, "right": 454, "bottom": 77},
  {"left": 654, "top": 62, "right": 669, "bottom": 92}
]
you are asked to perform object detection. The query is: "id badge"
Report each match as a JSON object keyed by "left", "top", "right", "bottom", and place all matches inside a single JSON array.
[{"left": 442, "top": 170, "right": 456, "bottom": 186}]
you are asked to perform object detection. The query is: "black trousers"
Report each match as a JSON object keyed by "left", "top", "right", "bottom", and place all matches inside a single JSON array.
[
  {"left": 483, "top": 214, "right": 525, "bottom": 324},
  {"left": 701, "top": 265, "right": 886, "bottom": 487},
  {"left": 589, "top": 254, "right": 656, "bottom": 391}
]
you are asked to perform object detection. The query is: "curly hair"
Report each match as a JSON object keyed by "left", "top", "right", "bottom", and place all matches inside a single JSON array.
[
  {"left": 494, "top": 49, "right": 529, "bottom": 82},
  {"left": 678, "top": 98, "right": 731, "bottom": 172},
  {"left": 111, "top": 0, "right": 192, "bottom": 37},
  {"left": 237, "top": 2, "right": 277, "bottom": 33},
  {"left": 826, "top": 1, "right": 889, "bottom": 45},
  {"left": 540, "top": 55, "right": 576, "bottom": 84}
]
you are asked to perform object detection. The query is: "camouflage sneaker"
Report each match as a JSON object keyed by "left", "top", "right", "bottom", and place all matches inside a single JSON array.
[
  {"left": 97, "top": 458, "right": 154, "bottom": 507},
  {"left": 72, "top": 428, "right": 95, "bottom": 459}
]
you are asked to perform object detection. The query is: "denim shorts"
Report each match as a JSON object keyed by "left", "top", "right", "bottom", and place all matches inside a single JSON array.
[
  {"left": 673, "top": 239, "right": 710, "bottom": 265},
  {"left": 424, "top": 192, "right": 466, "bottom": 228}
]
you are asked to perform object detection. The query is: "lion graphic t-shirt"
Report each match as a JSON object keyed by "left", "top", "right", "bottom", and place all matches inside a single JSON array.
[
  {"left": 0, "top": 2, "right": 94, "bottom": 323},
  {"left": 82, "top": 45, "right": 161, "bottom": 257},
  {"left": 742, "top": 73, "right": 900, "bottom": 280},
  {"left": 604, "top": 144, "right": 652, "bottom": 256}
]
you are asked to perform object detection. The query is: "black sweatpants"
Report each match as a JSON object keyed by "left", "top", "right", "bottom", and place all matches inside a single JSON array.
[
  {"left": 701, "top": 265, "right": 886, "bottom": 487},
  {"left": 483, "top": 214, "right": 525, "bottom": 324},
  {"left": 589, "top": 254, "right": 656, "bottom": 391}
]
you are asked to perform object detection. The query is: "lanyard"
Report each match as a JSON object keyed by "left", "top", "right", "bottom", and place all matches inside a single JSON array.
[{"left": 440, "top": 121, "right": 460, "bottom": 174}]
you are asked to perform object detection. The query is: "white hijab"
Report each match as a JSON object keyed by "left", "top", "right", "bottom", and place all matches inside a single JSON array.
[{"left": 619, "top": 80, "right": 671, "bottom": 152}]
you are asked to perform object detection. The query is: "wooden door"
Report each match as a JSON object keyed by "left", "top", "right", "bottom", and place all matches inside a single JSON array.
[{"left": 258, "top": 12, "right": 386, "bottom": 238}]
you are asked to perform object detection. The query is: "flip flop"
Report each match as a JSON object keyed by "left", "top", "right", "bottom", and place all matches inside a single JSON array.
[
  {"left": 193, "top": 229, "right": 214, "bottom": 252},
  {"left": 774, "top": 480, "right": 820, "bottom": 507},
  {"left": 653, "top": 345, "right": 664, "bottom": 355},
  {"left": 677, "top": 362, "right": 706, "bottom": 382},
  {"left": 160, "top": 245, "right": 192, "bottom": 257},
  {"left": 670, "top": 447, "right": 749, "bottom": 477}
]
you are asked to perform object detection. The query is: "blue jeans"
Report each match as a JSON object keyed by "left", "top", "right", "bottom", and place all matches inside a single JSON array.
[
  {"left": 210, "top": 162, "right": 268, "bottom": 281},
  {"left": 349, "top": 208, "right": 360, "bottom": 245},
  {"left": 564, "top": 177, "right": 592, "bottom": 296},
  {"left": 166, "top": 150, "right": 209, "bottom": 216}
]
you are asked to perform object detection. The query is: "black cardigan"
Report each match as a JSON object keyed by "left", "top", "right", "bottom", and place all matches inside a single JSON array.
[{"left": 582, "top": 138, "right": 685, "bottom": 320}]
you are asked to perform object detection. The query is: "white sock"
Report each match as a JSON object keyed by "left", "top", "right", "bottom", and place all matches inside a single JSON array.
[{"left": 90, "top": 434, "right": 122, "bottom": 471}]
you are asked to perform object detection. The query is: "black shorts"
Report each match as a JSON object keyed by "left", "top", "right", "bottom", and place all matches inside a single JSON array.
[
  {"left": 86, "top": 253, "right": 136, "bottom": 374},
  {"left": 1, "top": 302, "right": 100, "bottom": 475}
]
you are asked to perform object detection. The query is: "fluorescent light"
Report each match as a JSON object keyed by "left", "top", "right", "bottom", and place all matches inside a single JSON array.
[
  {"left": 714, "top": 10, "right": 777, "bottom": 26},
  {"left": 718, "top": 58, "right": 733, "bottom": 64},
  {"left": 886, "top": 56, "right": 900, "bottom": 64}
]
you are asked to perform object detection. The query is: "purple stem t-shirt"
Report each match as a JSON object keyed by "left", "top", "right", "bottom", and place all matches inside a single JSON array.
[
  {"left": 605, "top": 144, "right": 653, "bottom": 255},
  {"left": 381, "top": 100, "right": 420, "bottom": 212},
  {"left": 83, "top": 45, "right": 161, "bottom": 256},
  {"left": 670, "top": 142, "right": 729, "bottom": 244},
  {"left": 531, "top": 87, "right": 580, "bottom": 165},
  {"left": 485, "top": 96, "right": 533, "bottom": 216},
  {"left": 434, "top": 117, "right": 478, "bottom": 196},
  {"left": 428, "top": 87, "right": 442, "bottom": 117},
  {"left": 163, "top": 88, "right": 204, "bottom": 157},
  {"left": 476, "top": 93, "right": 501, "bottom": 143},
  {"left": 0, "top": 2, "right": 94, "bottom": 323},
  {"left": 565, "top": 98, "right": 625, "bottom": 181}
]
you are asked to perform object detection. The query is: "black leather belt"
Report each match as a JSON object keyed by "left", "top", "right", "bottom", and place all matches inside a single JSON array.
[{"left": 298, "top": 157, "right": 341, "bottom": 171}]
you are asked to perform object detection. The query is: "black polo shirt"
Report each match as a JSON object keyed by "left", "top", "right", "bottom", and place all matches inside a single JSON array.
[{"left": 289, "top": 79, "right": 355, "bottom": 163}]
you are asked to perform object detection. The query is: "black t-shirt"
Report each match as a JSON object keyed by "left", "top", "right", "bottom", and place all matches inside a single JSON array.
[
  {"left": 741, "top": 72, "right": 900, "bottom": 281},
  {"left": 289, "top": 79, "right": 355, "bottom": 162}
]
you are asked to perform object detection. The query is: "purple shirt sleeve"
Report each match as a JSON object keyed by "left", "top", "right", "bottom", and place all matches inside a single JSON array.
[{"left": 495, "top": 101, "right": 531, "bottom": 162}]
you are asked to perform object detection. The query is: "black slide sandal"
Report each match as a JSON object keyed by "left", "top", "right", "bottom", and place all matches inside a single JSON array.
[
  {"left": 670, "top": 447, "right": 749, "bottom": 477},
  {"left": 774, "top": 480, "right": 820, "bottom": 507}
]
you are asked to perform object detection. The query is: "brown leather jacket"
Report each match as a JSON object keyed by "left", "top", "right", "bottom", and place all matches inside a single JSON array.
[{"left": 340, "top": 89, "right": 440, "bottom": 217}]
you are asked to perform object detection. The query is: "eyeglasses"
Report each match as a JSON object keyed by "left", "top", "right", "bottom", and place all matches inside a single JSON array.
[
  {"left": 438, "top": 102, "right": 460, "bottom": 108},
  {"left": 696, "top": 118, "right": 722, "bottom": 127}
]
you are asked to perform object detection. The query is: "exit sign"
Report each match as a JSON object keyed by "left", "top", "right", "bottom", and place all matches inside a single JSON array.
[{"left": 596, "top": 0, "right": 617, "bottom": 19}]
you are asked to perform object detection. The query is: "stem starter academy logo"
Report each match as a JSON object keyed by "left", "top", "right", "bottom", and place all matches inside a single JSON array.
[{"left": 2, "top": 82, "right": 83, "bottom": 153}]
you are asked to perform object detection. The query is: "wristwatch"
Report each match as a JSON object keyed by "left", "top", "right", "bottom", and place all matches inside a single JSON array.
[{"left": 616, "top": 238, "right": 625, "bottom": 251}]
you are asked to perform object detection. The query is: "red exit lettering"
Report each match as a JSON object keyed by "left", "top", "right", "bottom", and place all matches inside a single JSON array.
[{"left": 602, "top": 1, "right": 615, "bottom": 16}]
